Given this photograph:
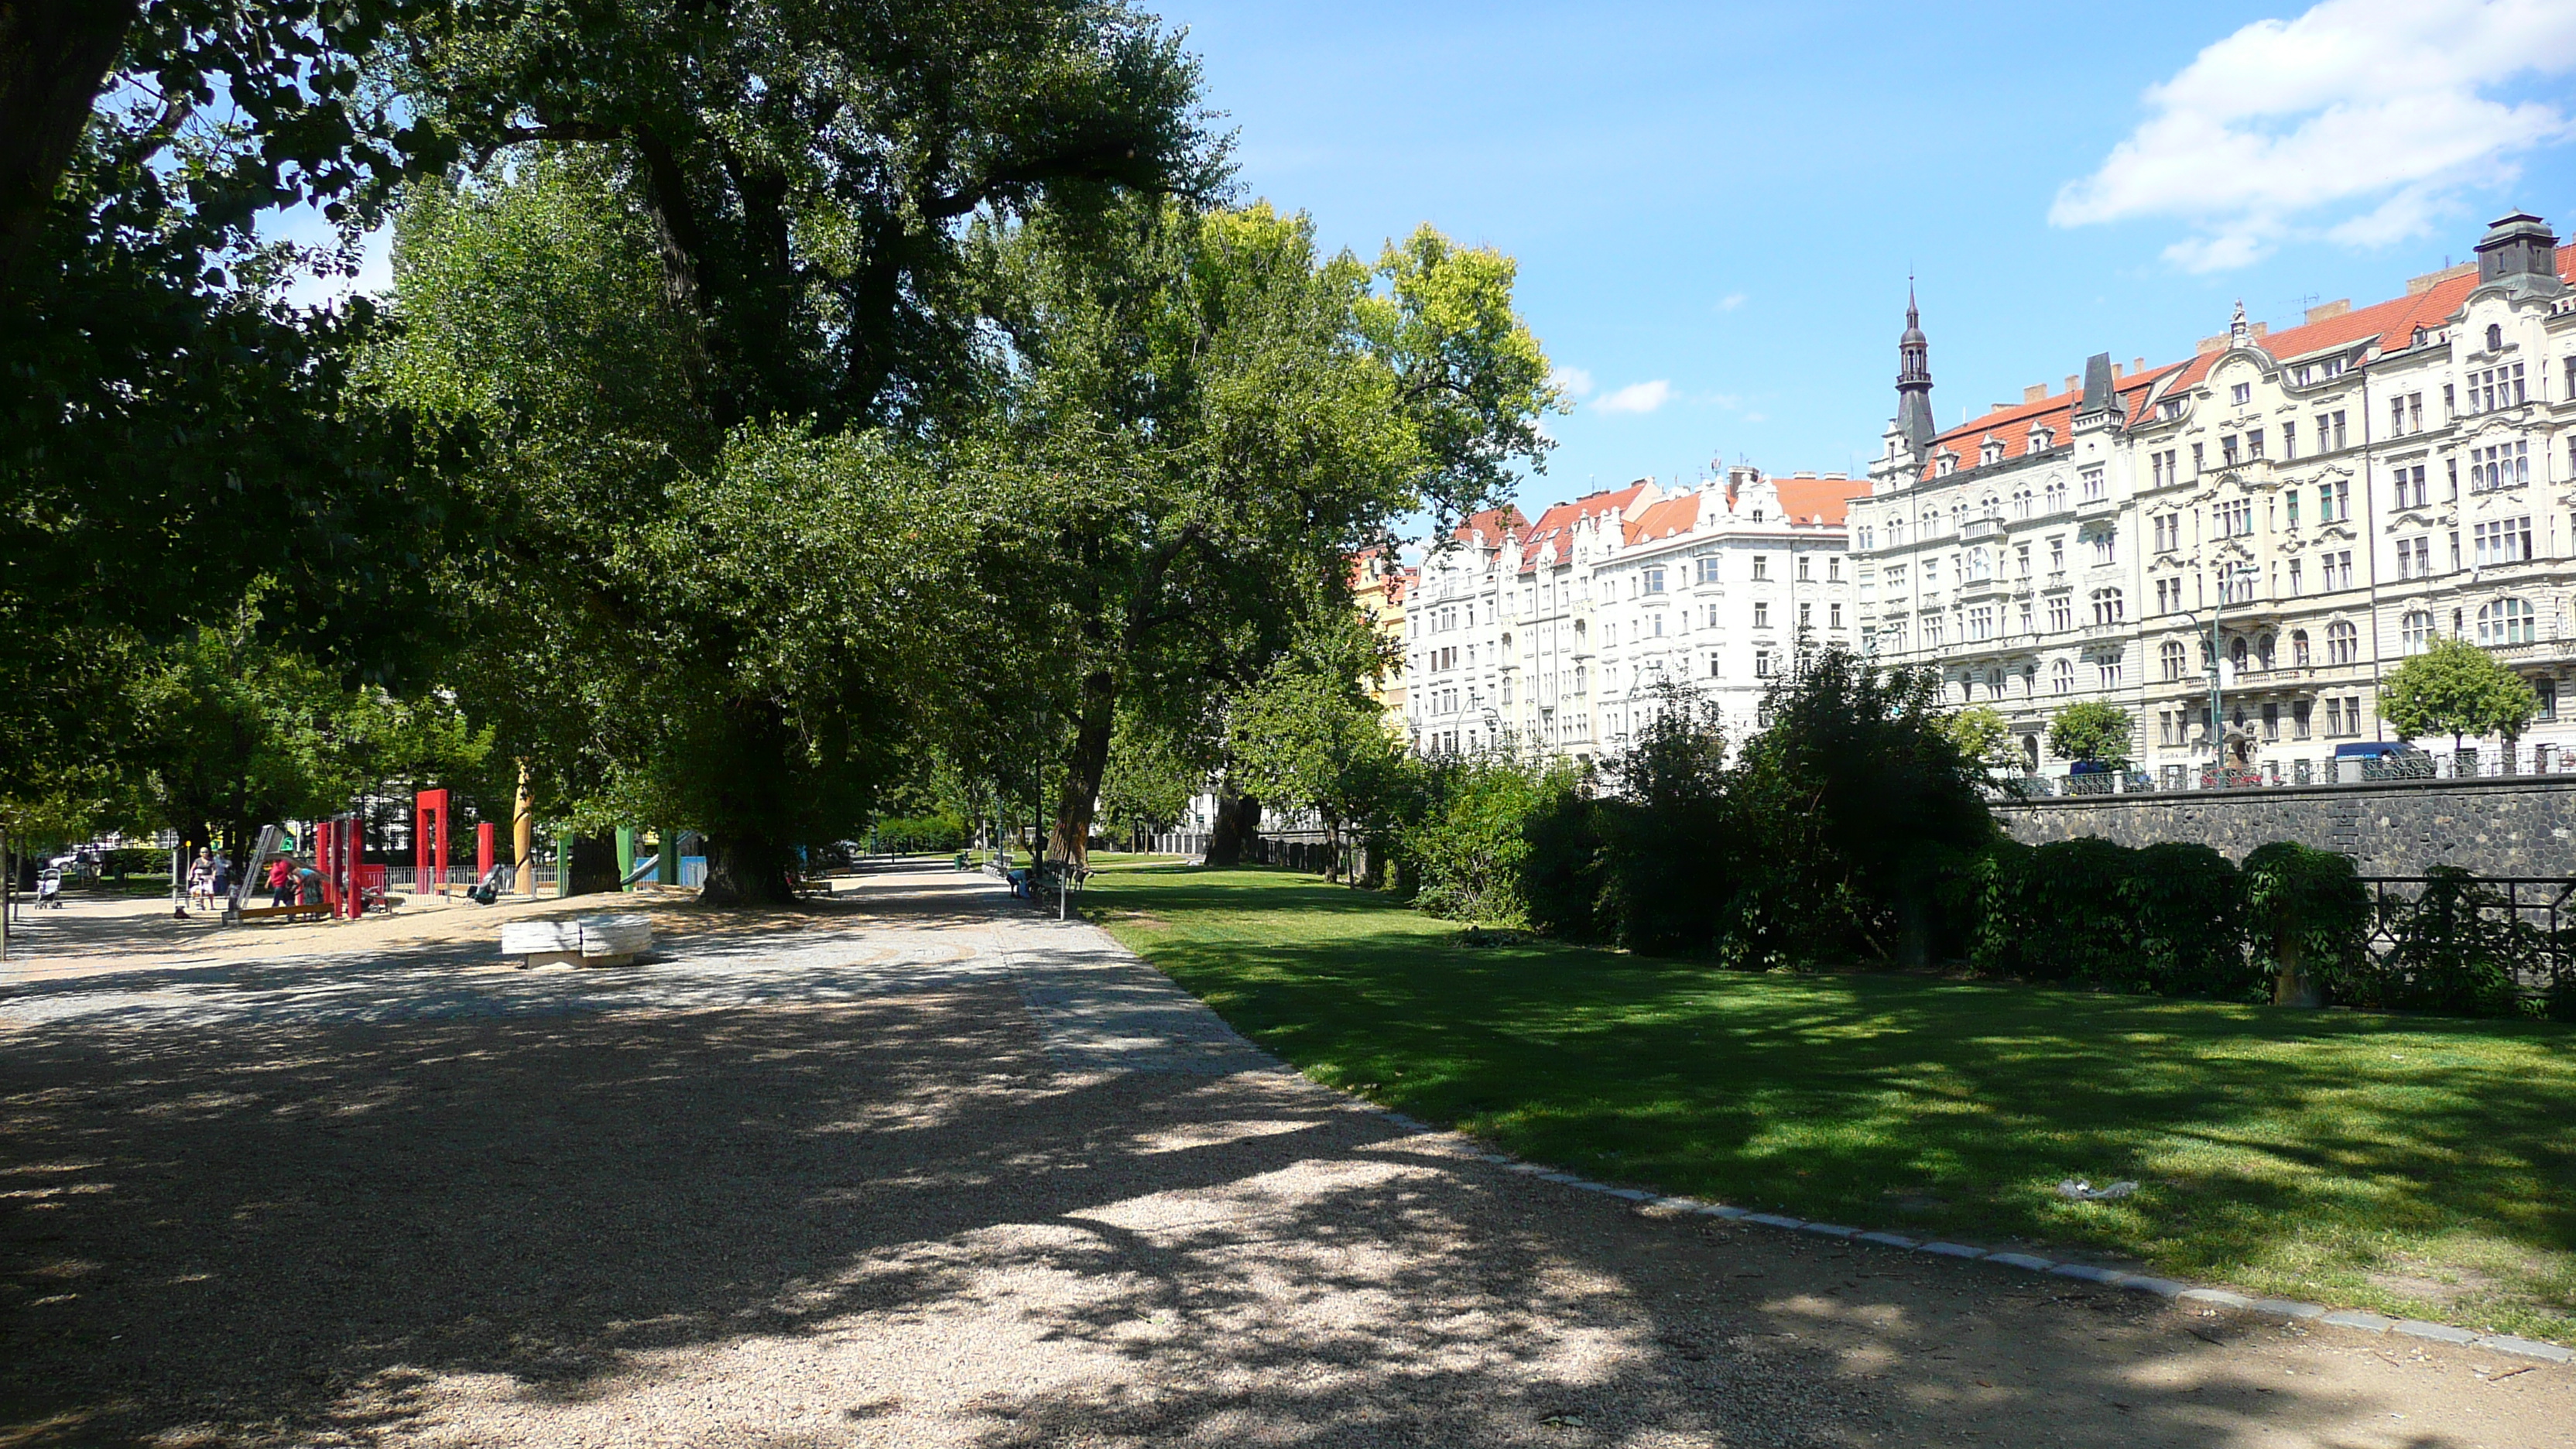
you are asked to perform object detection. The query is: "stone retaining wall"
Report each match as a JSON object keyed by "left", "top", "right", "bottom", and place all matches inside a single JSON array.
[{"left": 1992, "top": 777, "right": 2576, "bottom": 876}]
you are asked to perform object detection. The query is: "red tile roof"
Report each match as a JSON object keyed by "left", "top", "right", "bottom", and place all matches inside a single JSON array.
[
  {"left": 1451, "top": 505, "right": 1529, "bottom": 550},
  {"left": 1622, "top": 493, "right": 1701, "bottom": 544},
  {"left": 1920, "top": 242, "right": 2576, "bottom": 481},
  {"left": 1776, "top": 475, "right": 1871, "bottom": 526},
  {"left": 1515, "top": 481, "right": 1656, "bottom": 574}
]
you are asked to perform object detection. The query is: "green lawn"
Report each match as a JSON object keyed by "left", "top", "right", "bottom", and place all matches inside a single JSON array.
[{"left": 1082, "top": 862, "right": 2576, "bottom": 1343}]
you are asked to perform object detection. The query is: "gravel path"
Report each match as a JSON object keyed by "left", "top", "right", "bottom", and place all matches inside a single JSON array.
[{"left": 2, "top": 866, "right": 2567, "bottom": 1447}]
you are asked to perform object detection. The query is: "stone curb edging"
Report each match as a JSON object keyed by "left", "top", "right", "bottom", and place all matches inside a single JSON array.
[{"left": 1413, "top": 1118, "right": 2572, "bottom": 1367}]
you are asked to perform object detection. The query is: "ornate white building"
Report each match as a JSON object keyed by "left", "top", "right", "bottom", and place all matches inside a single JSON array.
[
  {"left": 1405, "top": 467, "right": 1866, "bottom": 763},
  {"left": 1855, "top": 211, "right": 2576, "bottom": 784}
]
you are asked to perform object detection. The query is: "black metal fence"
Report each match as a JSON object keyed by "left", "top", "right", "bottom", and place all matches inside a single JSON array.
[{"left": 2358, "top": 873, "right": 2576, "bottom": 1014}]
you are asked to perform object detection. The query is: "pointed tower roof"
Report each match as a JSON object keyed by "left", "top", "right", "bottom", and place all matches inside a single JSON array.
[{"left": 1896, "top": 279, "right": 1936, "bottom": 454}]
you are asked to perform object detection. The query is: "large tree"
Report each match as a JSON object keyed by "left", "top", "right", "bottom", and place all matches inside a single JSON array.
[
  {"left": 375, "top": 1, "right": 1224, "bottom": 901},
  {"left": 2379, "top": 637, "right": 2540, "bottom": 754},
  {"left": 981, "top": 200, "right": 1557, "bottom": 866}
]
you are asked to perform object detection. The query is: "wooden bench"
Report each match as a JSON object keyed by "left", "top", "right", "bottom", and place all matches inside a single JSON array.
[
  {"left": 235, "top": 903, "right": 332, "bottom": 923},
  {"left": 793, "top": 878, "right": 834, "bottom": 899}
]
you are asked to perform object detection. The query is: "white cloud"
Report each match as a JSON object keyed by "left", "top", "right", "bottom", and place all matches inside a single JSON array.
[
  {"left": 2052, "top": 0, "right": 2576, "bottom": 270},
  {"left": 1717, "top": 293, "right": 1746, "bottom": 311},
  {"left": 1592, "top": 379, "right": 1673, "bottom": 416},
  {"left": 1547, "top": 365, "right": 1595, "bottom": 399}
]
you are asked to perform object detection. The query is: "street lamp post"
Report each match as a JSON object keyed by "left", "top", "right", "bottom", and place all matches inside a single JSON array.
[{"left": 2207, "top": 563, "right": 2249, "bottom": 788}]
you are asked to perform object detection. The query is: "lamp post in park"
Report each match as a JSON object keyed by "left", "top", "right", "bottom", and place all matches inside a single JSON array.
[{"left": 2206, "top": 562, "right": 2252, "bottom": 786}]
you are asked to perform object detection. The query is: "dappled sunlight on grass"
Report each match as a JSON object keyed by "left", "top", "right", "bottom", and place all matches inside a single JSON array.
[{"left": 1084, "top": 862, "right": 2576, "bottom": 1343}]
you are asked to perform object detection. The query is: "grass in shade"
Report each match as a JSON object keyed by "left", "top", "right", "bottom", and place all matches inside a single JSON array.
[{"left": 1081, "top": 861, "right": 2576, "bottom": 1344}]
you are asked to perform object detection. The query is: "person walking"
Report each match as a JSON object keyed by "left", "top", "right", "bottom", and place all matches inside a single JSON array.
[
  {"left": 185, "top": 849, "right": 214, "bottom": 914},
  {"left": 266, "top": 855, "right": 296, "bottom": 909}
]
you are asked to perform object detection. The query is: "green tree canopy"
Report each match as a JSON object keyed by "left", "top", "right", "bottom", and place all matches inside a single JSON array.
[
  {"left": 2047, "top": 700, "right": 2135, "bottom": 769},
  {"left": 980, "top": 199, "right": 1557, "bottom": 864},
  {"left": 2379, "top": 637, "right": 2540, "bottom": 752},
  {"left": 1939, "top": 704, "right": 2018, "bottom": 771},
  {"left": 1225, "top": 618, "right": 1409, "bottom": 882}
]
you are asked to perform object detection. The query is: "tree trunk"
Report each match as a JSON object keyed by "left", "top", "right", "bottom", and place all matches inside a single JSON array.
[
  {"left": 1205, "top": 784, "right": 1259, "bottom": 866},
  {"left": 1049, "top": 668, "right": 1116, "bottom": 868},
  {"left": 0, "top": 0, "right": 139, "bottom": 288},
  {"left": 698, "top": 831, "right": 801, "bottom": 906},
  {"left": 2272, "top": 933, "right": 2321, "bottom": 1008}
]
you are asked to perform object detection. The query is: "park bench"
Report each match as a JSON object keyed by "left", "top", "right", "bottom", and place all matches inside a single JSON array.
[{"left": 793, "top": 876, "right": 835, "bottom": 899}]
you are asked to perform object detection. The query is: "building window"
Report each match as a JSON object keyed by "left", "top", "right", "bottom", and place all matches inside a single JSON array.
[
  {"left": 2098, "top": 656, "right": 2123, "bottom": 690},
  {"left": 2474, "top": 517, "right": 2534, "bottom": 567},
  {"left": 2051, "top": 659, "right": 2074, "bottom": 694},
  {"left": 2293, "top": 701, "right": 2311, "bottom": 739},
  {"left": 2091, "top": 530, "right": 2116, "bottom": 566},
  {"left": 1753, "top": 601, "right": 1769, "bottom": 628},
  {"left": 1752, "top": 556, "right": 1769, "bottom": 581},
  {"left": 1829, "top": 602, "right": 1844, "bottom": 629},
  {"left": 2471, "top": 440, "right": 2530, "bottom": 491},
  {"left": 2479, "top": 598, "right": 2537, "bottom": 646},
  {"left": 2327, "top": 620, "right": 2358, "bottom": 664},
  {"left": 2230, "top": 382, "right": 2252, "bottom": 406},
  {"left": 1968, "top": 605, "right": 1993, "bottom": 640},
  {"left": 2486, "top": 323, "right": 2504, "bottom": 352},
  {"left": 2218, "top": 498, "right": 2253, "bottom": 538},
  {"left": 2160, "top": 640, "right": 2186, "bottom": 680},
  {"left": 2044, "top": 479, "right": 2067, "bottom": 512},
  {"left": 2401, "top": 610, "right": 2433, "bottom": 655},
  {"left": 2081, "top": 465, "right": 2105, "bottom": 502},
  {"left": 2047, "top": 595, "right": 2072, "bottom": 631},
  {"left": 2292, "top": 629, "right": 2311, "bottom": 666},
  {"left": 1754, "top": 649, "right": 1773, "bottom": 677},
  {"left": 2540, "top": 679, "right": 2558, "bottom": 721},
  {"left": 2090, "top": 588, "right": 2124, "bottom": 625},
  {"left": 1643, "top": 567, "right": 1666, "bottom": 594},
  {"left": 1697, "top": 557, "right": 1721, "bottom": 584},
  {"left": 2394, "top": 464, "right": 2427, "bottom": 509}
]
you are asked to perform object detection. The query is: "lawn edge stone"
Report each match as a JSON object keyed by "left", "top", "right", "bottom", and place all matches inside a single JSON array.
[
  {"left": 1986, "top": 1252, "right": 2054, "bottom": 1272},
  {"left": 1918, "top": 1242, "right": 1986, "bottom": 1259}
]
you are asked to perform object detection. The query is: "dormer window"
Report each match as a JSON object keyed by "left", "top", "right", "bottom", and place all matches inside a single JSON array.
[
  {"left": 2230, "top": 382, "right": 2252, "bottom": 406},
  {"left": 1980, "top": 440, "right": 2004, "bottom": 465},
  {"left": 2156, "top": 399, "right": 2184, "bottom": 420},
  {"left": 2030, "top": 427, "right": 2054, "bottom": 450},
  {"left": 1935, "top": 453, "right": 1957, "bottom": 477}
]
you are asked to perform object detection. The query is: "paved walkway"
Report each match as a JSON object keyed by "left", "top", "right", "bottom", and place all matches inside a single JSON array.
[{"left": 2, "top": 867, "right": 2567, "bottom": 1447}]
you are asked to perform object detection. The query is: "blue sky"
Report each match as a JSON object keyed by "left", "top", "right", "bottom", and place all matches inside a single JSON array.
[{"left": 1170, "top": 0, "right": 2576, "bottom": 514}]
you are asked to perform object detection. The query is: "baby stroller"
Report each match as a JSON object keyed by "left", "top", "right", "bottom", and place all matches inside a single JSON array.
[
  {"left": 466, "top": 862, "right": 512, "bottom": 905},
  {"left": 35, "top": 865, "right": 63, "bottom": 909}
]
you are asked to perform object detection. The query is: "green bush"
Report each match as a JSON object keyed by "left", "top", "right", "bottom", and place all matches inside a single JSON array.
[
  {"left": 1408, "top": 756, "right": 1552, "bottom": 924},
  {"left": 102, "top": 847, "right": 165, "bottom": 879},
  {"left": 870, "top": 814, "right": 967, "bottom": 852},
  {"left": 1517, "top": 776, "right": 1606, "bottom": 943},
  {"left": 1965, "top": 839, "right": 2256, "bottom": 1000},
  {"left": 2119, "top": 843, "right": 2259, "bottom": 1000},
  {"left": 2242, "top": 841, "right": 2370, "bottom": 1007},
  {"left": 2012, "top": 838, "right": 2139, "bottom": 984}
]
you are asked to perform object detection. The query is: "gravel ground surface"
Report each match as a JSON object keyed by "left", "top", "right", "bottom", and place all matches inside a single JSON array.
[{"left": 2, "top": 865, "right": 2568, "bottom": 1447}]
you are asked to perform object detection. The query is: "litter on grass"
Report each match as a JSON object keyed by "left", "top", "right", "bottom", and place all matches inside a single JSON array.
[{"left": 2057, "top": 1178, "right": 2139, "bottom": 1201}]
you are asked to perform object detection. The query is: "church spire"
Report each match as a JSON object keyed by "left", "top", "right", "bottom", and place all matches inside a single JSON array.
[{"left": 1896, "top": 279, "right": 1935, "bottom": 454}]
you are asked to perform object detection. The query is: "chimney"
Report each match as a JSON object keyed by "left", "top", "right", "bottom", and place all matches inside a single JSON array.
[
  {"left": 2064, "top": 375, "right": 2078, "bottom": 394},
  {"left": 2304, "top": 299, "right": 2352, "bottom": 324},
  {"left": 2197, "top": 334, "right": 2227, "bottom": 355},
  {"left": 2023, "top": 383, "right": 2047, "bottom": 403},
  {"left": 2132, "top": 357, "right": 2146, "bottom": 375},
  {"left": 2111, "top": 361, "right": 2124, "bottom": 379}
]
